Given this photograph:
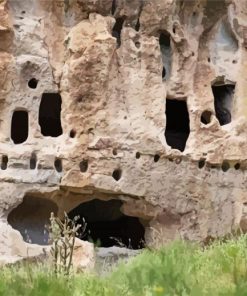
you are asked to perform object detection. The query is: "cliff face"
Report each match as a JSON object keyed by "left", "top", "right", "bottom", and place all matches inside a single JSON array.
[{"left": 1, "top": 0, "right": 247, "bottom": 262}]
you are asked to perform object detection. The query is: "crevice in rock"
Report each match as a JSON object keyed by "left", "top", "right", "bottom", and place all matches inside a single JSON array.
[
  {"left": 68, "top": 199, "right": 145, "bottom": 249},
  {"left": 112, "top": 17, "right": 126, "bottom": 47},
  {"left": 11, "top": 110, "right": 29, "bottom": 144},
  {"left": 135, "top": 0, "right": 144, "bottom": 32},
  {"left": 135, "top": 18, "right": 140, "bottom": 31},
  {"left": 212, "top": 83, "right": 235, "bottom": 126},
  {"left": 8, "top": 195, "right": 58, "bottom": 245},
  {"left": 111, "top": 0, "right": 116, "bottom": 15},
  {"left": 159, "top": 31, "right": 172, "bottom": 80},
  {"left": 39, "top": 93, "right": 63, "bottom": 137},
  {"left": 165, "top": 99, "right": 190, "bottom": 152}
]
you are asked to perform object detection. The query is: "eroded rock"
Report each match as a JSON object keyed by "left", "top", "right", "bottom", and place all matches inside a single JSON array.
[{"left": 0, "top": 0, "right": 246, "bottom": 264}]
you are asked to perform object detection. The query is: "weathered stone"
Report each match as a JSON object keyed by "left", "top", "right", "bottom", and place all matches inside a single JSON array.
[{"left": 0, "top": 0, "right": 246, "bottom": 264}]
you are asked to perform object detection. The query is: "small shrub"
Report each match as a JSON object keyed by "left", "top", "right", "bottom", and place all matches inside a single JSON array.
[{"left": 49, "top": 212, "right": 86, "bottom": 276}]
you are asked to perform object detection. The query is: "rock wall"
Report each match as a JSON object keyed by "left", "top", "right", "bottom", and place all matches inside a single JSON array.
[{"left": 1, "top": 0, "right": 247, "bottom": 261}]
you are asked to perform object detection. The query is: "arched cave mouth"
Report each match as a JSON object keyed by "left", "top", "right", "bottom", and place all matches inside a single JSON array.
[
  {"left": 7, "top": 195, "right": 58, "bottom": 245},
  {"left": 68, "top": 199, "right": 146, "bottom": 249}
]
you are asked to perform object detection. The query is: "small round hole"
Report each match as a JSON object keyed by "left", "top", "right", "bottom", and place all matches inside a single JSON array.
[
  {"left": 69, "top": 129, "right": 76, "bottom": 138},
  {"left": 112, "top": 169, "right": 122, "bottom": 181},
  {"left": 54, "top": 158, "right": 62, "bottom": 173},
  {"left": 232, "top": 60, "right": 237, "bottom": 64},
  {"left": 21, "top": 11, "right": 26, "bottom": 14},
  {"left": 208, "top": 57, "right": 211, "bottom": 63},
  {"left": 198, "top": 159, "right": 205, "bottom": 169},
  {"left": 136, "top": 152, "right": 141, "bottom": 159},
  {"left": 221, "top": 161, "right": 230, "bottom": 172},
  {"left": 28, "top": 78, "right": 38, "bottom": 89},
  {"left": 79, "top": 159, "right": 88, "bottom": 173},
  {"left": 234, "top": 163, "right": 240, "bottom": 170},
  {"left": 124, "top": 116, "right": 127, "bottom": 120},
  {"left": 154, "top": 154, "right": 160, "bottom": 162},
  {"left": 135, "top": 41, "right": 141, "bottom": 48},
  {"left": 173, "top": 25, "right": 176, "bottom": 34},
  {"left": 201, "top": 110, "right": 212, "bottom": 125},
  {"left": 112, "top": 148, "right": 118, "bottom": 156},
  {"left": 192, "top": 51, "right": 195, "bottom": 56}
]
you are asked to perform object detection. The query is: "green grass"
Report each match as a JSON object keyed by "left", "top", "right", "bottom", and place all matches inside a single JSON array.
[{"left": 2, "top": 236, "right": 247, "bottom": 295}]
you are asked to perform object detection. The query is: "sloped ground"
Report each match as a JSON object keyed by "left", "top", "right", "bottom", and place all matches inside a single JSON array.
[{"left": 1, "top": 236, "right": 247, "bottom": 295}]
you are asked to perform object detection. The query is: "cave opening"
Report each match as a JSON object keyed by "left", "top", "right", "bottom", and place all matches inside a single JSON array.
[
  {"left": 212, "top": 83, "right": 235, "bottom": 126},
  {"left": 165, "top": 99, "right": 190, "bottom": 152},
  {"left": 68, "top": 199, "right": 145, "bottom": 249},
  {"left": 11, "top": 110, "right": 29, "bottom": 144},
  {"left": 159, "top": 31, "right": 172, "bottom": 80},
  {"left": 8, "top": 196, "right": 58, "bottom": 245},
  {"left": 112, "top": 17, "right": 125, "bottom": 47},
  {"left": 39, "top": 93, "right": 63, "bottom": 137}
]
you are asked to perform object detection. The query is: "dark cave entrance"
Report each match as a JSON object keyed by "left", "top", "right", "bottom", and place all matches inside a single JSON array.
[
  {"left": 165, "top": 99, "right": 190, "bottom": 152},
  {"left": 8, "top": 195, "right": 58, "bottom": 245},
  {"left": 159, "top": 31, "right": 172, "bottom": 80},
  {"left": 68, "top": 199, "right": 145, "bottom": 249},
  {"left": 212, "top": 83, "right": 235, "bottom": 126},
  {"left": 39, "top": 93, "right": 63, "bottom": 137},
  {"left": 11, "top": 110, "right": 29, "bottom": 144}
]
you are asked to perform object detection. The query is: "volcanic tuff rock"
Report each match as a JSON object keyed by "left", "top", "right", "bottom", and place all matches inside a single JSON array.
[{"left": 0, "top": 0, "right": 247, "bottom": 263}]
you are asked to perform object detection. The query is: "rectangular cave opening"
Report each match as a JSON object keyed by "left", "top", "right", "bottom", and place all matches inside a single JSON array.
[
  {"left": 159, "top": 31, "right": 172, "bottom": 80},
  {"left": 11, "top": 110, "right": 29, "bottom": 144},
  {"left": 39, "top": 93, "right": 63, "bottom": 137},
  {"left": 165, "top": 99, "right": 190, "bottom": 152},
  {"left": 68, "top": 199, "right": 146, "bottom": 249},
  {"left": 212, "top": 83, "right": 235, "bottom": 126}
]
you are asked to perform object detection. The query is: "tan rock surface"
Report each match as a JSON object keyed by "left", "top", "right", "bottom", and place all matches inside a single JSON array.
[{"left": 0, "top": 0, "right": 247, "bottom": 263}]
